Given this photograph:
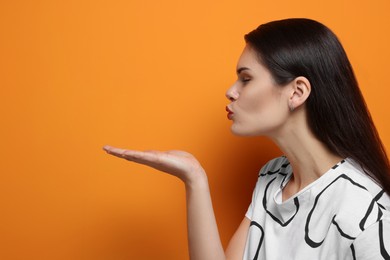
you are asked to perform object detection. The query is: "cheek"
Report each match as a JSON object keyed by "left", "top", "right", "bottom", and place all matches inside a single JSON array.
[
  {"left": 239, "top": 93, "right": 261, "bottom": 111},
  {"left": 238, "top": 88, "right": 278, "bottom": 117},
  {"left": 233, "top": 89, "right": 287, "bottom": 134}
]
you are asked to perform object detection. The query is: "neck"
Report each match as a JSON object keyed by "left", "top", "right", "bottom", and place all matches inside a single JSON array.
[{"left": 269, "top": 111, "right": 343, "bottom": 197}]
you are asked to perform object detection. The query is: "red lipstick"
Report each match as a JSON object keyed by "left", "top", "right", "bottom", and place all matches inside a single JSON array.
[{"left": 226, "top": 106, "right": 234, "bottom": 120}]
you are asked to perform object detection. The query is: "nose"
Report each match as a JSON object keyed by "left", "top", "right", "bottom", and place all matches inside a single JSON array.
[{"left": 225, "top": 85, "right": 239, "bottom": 102}]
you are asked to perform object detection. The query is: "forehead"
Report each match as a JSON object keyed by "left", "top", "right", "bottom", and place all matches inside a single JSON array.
[{"left": 236, "top": 45, "right": 263, "bottom": 71}]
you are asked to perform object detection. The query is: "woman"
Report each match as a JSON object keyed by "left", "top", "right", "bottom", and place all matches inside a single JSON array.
[{"left": 103, "top": 18, "right": 390, "bottom": 259}]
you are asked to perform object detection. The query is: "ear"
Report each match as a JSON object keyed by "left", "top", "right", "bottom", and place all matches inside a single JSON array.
[{"left": 288, "top": 76, "right": 311, "bottom": 111}]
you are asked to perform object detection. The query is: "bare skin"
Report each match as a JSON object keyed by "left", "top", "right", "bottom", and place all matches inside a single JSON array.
[
  {"left": 102, "top": 145, "right": 244, "bottom": 260},
  {"left": 103, "top": 44, "right": 343, "bottom": 259}
]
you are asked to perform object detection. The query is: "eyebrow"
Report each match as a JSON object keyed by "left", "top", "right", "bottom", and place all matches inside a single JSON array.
[{"left": 236, "top": 67, "right": 250, "bottom": 74}]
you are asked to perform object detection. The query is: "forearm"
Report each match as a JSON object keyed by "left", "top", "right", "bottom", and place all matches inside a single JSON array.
[
  {"left": 185, "top": 175, "right": 226, "bottom": 260},
  {"left": 102, "top": 146, "right": 227, "bottom": 259}
]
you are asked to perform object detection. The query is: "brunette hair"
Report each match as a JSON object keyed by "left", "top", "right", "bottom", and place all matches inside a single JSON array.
[{"left": 245, "top": 18, "right": 390, "bottom": 194}]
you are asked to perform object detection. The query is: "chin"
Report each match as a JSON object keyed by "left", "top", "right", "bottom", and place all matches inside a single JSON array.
[
  {"left": 230, "top": 125, "right": 260, "bottom": 137},
  {"left": 230, "top": 121, "right": 273, "bottom": 137}
]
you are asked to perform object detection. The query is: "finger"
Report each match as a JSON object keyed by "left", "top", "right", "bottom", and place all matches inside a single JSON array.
[
  {"left": 122, "top": 150, "right": 168, "bottom": 167},
  {"left": 103, "top": 145, "right": 117, "bottom": 154},
  {"left": 103, "top": 146, "right": 139, "bottom": 159},
  {"left": 103, "top": 145, "right": 162, "bottom": 164}
]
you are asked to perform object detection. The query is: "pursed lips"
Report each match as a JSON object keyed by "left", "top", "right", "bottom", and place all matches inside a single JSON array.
[{"left": 226, "top": 106, "right": 234, "bottom": 119}]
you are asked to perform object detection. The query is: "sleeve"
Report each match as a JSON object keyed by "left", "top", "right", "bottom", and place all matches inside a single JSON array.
[
  {"left": 350, "top": 218, "right": 390, "bottom": 260},
  {"left": 245, "top": 176, "right": 261, "bottom": 220}
]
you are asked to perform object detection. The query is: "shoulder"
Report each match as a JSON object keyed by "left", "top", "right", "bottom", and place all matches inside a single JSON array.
[
  {"left": 351, "top": 216, "right": 390, "bottom": 259},
  {"left": 258, "top": 156, "right": 291, "bottom": 178},
  {"left": 322, "top": 159, "right": 390, "bottom": 246},
  {"left": 336, "top": 158, "right": 390, "bottom": 210},
  {"left": 248, "top": 156, "right": 290, "bottom": 204}
]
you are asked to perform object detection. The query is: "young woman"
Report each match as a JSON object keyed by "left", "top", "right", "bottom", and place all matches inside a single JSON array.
[{"left": 103, "top": 18, "right": 390, "bottom": 259}]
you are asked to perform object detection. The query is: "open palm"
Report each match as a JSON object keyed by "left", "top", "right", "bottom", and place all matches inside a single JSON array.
[{"left": 103, "top": 145, "right": 205, "bottom": 183}]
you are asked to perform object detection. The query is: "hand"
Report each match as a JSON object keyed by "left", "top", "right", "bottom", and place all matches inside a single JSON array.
[{"left": 103, "top": 145, "right": 207, "bottom": 184}]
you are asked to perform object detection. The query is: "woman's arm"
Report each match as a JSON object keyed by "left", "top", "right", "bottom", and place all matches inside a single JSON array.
[
  {"left": 103, "top": 145, "right": 248, "bottom": 260},
  {"left": 225, "top": 217, "right": 251, "bottom": 259},
  {"left": 185, "top": 174, "right": 225, "bottom": 260}
]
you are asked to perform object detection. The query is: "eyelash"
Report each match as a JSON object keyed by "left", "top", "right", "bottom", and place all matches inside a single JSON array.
[{"left": 240, "top": 78, "right": 251, "bottom": 84}]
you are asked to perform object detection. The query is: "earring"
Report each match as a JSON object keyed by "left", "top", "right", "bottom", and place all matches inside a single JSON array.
[{"left": 289, "top": 104, "right": 295, "bottom": 112}]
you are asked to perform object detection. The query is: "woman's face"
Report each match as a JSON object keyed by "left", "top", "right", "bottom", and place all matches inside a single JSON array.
[{"left": 226, "top": 44, "right": 290, "bottom": 136}]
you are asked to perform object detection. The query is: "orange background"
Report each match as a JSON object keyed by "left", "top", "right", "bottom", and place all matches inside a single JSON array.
[{"left": 1, "top": 0, "right": 389, "bottom": 259}]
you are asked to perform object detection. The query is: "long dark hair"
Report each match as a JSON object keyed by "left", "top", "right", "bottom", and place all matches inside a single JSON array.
[{"left": 245, "top": 18, "right": 390, "bottom": 194}]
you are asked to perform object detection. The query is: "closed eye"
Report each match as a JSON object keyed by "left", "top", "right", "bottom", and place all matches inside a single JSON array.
[{"left": 240, "top": 77, "right": 251, "bottom": 84}]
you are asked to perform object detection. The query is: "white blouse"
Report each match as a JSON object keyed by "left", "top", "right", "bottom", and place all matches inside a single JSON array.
[{"left": 244, "top": 156, "right": 390, "bottom": 259}]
